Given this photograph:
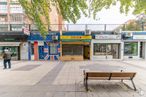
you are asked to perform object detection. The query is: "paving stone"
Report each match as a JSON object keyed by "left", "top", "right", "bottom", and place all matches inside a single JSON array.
[{"left": 0, "top": 60, "right": 146, "bottom": 97}]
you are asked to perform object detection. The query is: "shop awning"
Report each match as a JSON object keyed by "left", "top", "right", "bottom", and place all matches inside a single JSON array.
[
  {"left": 0, "top": 32, "right": 28, "bottom": 42},
  {"left": 0, "top": 42, "right": 20, "bottom": 46}
]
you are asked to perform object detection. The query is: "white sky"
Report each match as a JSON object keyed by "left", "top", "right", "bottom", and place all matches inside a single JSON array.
[{"left": 66, "top": 3, "right": 136, "bottom": 24}]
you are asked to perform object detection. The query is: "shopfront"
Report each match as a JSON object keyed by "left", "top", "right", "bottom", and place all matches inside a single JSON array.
[
  {"left": 28, "top": 31, "right": 60, "bottom": 61},
  {"left": 91, "top": 34, "right": 122, "bottom": 60},
  {"left": 60, "top": 31, "right": 91, "bottom": 61},
  {"left": 0, "top": 32, "right": 28, "bottom": 60},
  {"left": 122, "top": 31, "right": 146, "bottom": 59}
]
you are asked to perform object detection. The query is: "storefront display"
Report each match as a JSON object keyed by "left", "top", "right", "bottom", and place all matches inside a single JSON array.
[
  {"left": 62, "top": 44, "right": 83, "bottom": 56},
  {"left": 124, "top": 42, "right": 138, "bottom": 56},
  {"left": 93, "top": 43, "right": 120, "bottom": 59}
]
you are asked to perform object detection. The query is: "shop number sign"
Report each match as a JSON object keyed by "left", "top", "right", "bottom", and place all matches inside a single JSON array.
[{"left": 95, "top": 35, "right": 121, "bottom": 40}]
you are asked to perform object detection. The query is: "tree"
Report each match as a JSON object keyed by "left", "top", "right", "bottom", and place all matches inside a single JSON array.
[
  {"left": 19, "top": 0, "right": 146, "bottom": 37},
  {"left": 122, "top": 20, "right": 141, "bottom": 31}
]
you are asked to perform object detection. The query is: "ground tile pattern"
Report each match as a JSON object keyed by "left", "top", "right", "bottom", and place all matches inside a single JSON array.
[{"left": 0, "top": 60, "right": 146, "bottom": 97}]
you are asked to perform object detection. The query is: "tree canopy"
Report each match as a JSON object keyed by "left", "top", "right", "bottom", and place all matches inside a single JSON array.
[
  {"left": 122, "top": 20, "right": 142, "bottom": 31},
  {"left": 19, "top": 0, "right": 146, "bottom": 36}
]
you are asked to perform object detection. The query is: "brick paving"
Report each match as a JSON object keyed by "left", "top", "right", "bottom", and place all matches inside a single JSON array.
[{"left": 0, "top": 60, "right": 146, "bottom": 97}]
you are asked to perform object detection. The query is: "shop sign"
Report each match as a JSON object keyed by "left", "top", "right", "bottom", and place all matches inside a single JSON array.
[
  {"left": 95, "top": 35, "right": 121, "bottom": 40},
  {"left": 61, "top": 36, "right": 91, "bottom": 39},
  {"left": 44, "top": 48, "right": 48, "bottom": 53},
  {"left": 133, "top": 35, "right": 146, "bottom": 40},
  {"left": 38, "top": 41, "right": 44, "bottom": 46},
  {"left": 0, "top": 42, "right": 20, "bottom": 46}
]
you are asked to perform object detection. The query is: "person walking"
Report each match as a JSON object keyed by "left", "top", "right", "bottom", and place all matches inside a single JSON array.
[{"left": 3, "top": 49, "right": 12, "bottom": 69}]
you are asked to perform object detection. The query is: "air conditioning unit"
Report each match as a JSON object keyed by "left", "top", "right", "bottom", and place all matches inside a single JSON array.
[
  {"left": 85, "top": 29, "right": 91, "bottom": 35},
  {"left": 52, "top": 35, "right": 58, "bottom": 40},
  {"left": 125, "top": 32, "right": 133, "bottom": 37}
]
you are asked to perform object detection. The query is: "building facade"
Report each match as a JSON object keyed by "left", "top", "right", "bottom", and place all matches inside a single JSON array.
[
  {"left": 91, "top": 31, "right": 123, "bottom": 60},
  {"left": 0, "top": 0, "right": 63, "bottom": 60},
  {"left": 122, "top": 31, "right": 146, "bottom": 60},
  {"left": 28, "top": 31, "right": 60, "bottom": 61},
  {"left": 0, "top": 31, "right": 28, "bottom": 60},
  {"left": 60, "top": 31, "right": 92, "bottom": 61}
]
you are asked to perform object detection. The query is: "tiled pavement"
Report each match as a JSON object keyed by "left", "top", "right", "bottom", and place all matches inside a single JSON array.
[{"left": 0, "top": 60, "right": 146, "bottom": 97}]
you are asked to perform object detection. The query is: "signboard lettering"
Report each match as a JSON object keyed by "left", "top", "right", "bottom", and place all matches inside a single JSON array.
[
  {"left": 95, "top": 35, "right": 121, "bottom": 40},
  {"left": 61, "top": 36, "right": 91, "bottom": 39}
]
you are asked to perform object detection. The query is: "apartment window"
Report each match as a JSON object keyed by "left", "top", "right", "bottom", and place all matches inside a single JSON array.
[
  {"left": 11, "top": 24, "right": 23, "bottom": 31},
  {"left": 10, "top": 14, "right": 23, "bottom": 22},
  {"left": 0, "top": 24, "right": 8, "bottom": 31},
  {"left": 31, "top": 24, "right": 38, "bottom": 31},
  {"left": 0, "top": 0, "right": 7, "bottom": 2},
  {"left": 0, "top": 15, "right": 7, "bottom": 22},
  {"left": 10, "top": 5, "right": 23, "bottom": 13},
  {"left": 0, "top": 5, "right": 7, "bottom": 13}
]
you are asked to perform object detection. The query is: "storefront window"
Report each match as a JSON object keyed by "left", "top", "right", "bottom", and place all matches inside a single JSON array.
[
  {"left": 50, "top": 43, "right": 57, "bottom": 55},
  {"left": 124, "top": 42, "right": 138, "bottom": 56},
  {"left": 94, "top": 43, "right": 106, "bottom": 55},
  {"left": 62, "top": 45, "right": 83, "bottom": 55},
  {"left": 93, "top": 43, "right": 120, "bottom": 59}
]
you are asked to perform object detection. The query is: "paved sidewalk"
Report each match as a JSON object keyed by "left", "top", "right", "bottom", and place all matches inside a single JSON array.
[{"left": 0, "top": 60, "right": 146, "bottom": 97}]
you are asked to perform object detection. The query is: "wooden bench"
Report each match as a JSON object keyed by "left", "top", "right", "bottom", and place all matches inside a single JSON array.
[{"left": 83, "top": 70, "right": 137, "bottom": 91}]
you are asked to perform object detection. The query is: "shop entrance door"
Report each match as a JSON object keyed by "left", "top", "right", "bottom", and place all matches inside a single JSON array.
[
  {"left": 94, "top": 43, "right": 120, "bottom": 59},
  {"left": 39, "top": 46, "right": 44, "bottom": 59},
  {"left": 140, "top": 42, "right": 145, "bottom": 59},
  {"left": 84, "top": 46, "right": 90, "bottom": 60}
]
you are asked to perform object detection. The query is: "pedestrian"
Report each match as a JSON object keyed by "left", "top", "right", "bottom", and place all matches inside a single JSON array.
[{"left": 3, "top": 49, "right": 12, "bottom": 69}]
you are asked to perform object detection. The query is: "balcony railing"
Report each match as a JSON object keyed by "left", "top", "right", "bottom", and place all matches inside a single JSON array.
[{"left": 0, "top": 24, "right": 145, "bottom": 32}]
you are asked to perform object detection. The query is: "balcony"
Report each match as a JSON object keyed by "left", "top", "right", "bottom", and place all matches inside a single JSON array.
[
  {"left": 0, "top": 5, "right": 8, "bottom": 14},
  {"left": 10, "top": 14, "right": 24, "bottom": 24},
  {"left": 10, "top": 0, "right": 19, "bottom": 4},
  {"left": 0, "top": 24, "right": 9, "bottom": 31},
  {"left": 10, "top": 5, "right": 23, "bottom": 13},
  {"left": 0, "top": 15, "right": 8, "bottom": 23}
]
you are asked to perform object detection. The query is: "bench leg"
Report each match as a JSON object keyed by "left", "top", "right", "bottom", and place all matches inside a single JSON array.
[
  {"left": 131, "top": 80, "right": 137, "bottom": 91},
  {"left": 85, "top": 79, "right": 88, "bottom": 91},
  {"left": 84, "top": 77, "right": 86, "bottom": 86}
]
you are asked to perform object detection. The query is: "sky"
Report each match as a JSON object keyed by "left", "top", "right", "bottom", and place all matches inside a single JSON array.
[{"left": 67, "top": 3, "right": 136, "bottom": 24}]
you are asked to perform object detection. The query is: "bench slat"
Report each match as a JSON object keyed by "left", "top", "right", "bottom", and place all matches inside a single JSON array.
[
  {"left": 86, "top": 72, "right": 111, "bottom": 77},
  {"left": 111, "top": 72, "right": 136, "bottom": 78}
]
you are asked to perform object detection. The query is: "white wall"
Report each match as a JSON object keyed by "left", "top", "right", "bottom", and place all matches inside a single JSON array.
[{"left": 20, "top": 42, "right": 29, "bottom": 60}]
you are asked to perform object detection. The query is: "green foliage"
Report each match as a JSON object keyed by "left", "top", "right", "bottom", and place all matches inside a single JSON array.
[
  {"left": 19, "top": 0, "right": 146, "bottom": 37},
  {"left": 122, "top": 20, "right": 142, "bottom": 31}
]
